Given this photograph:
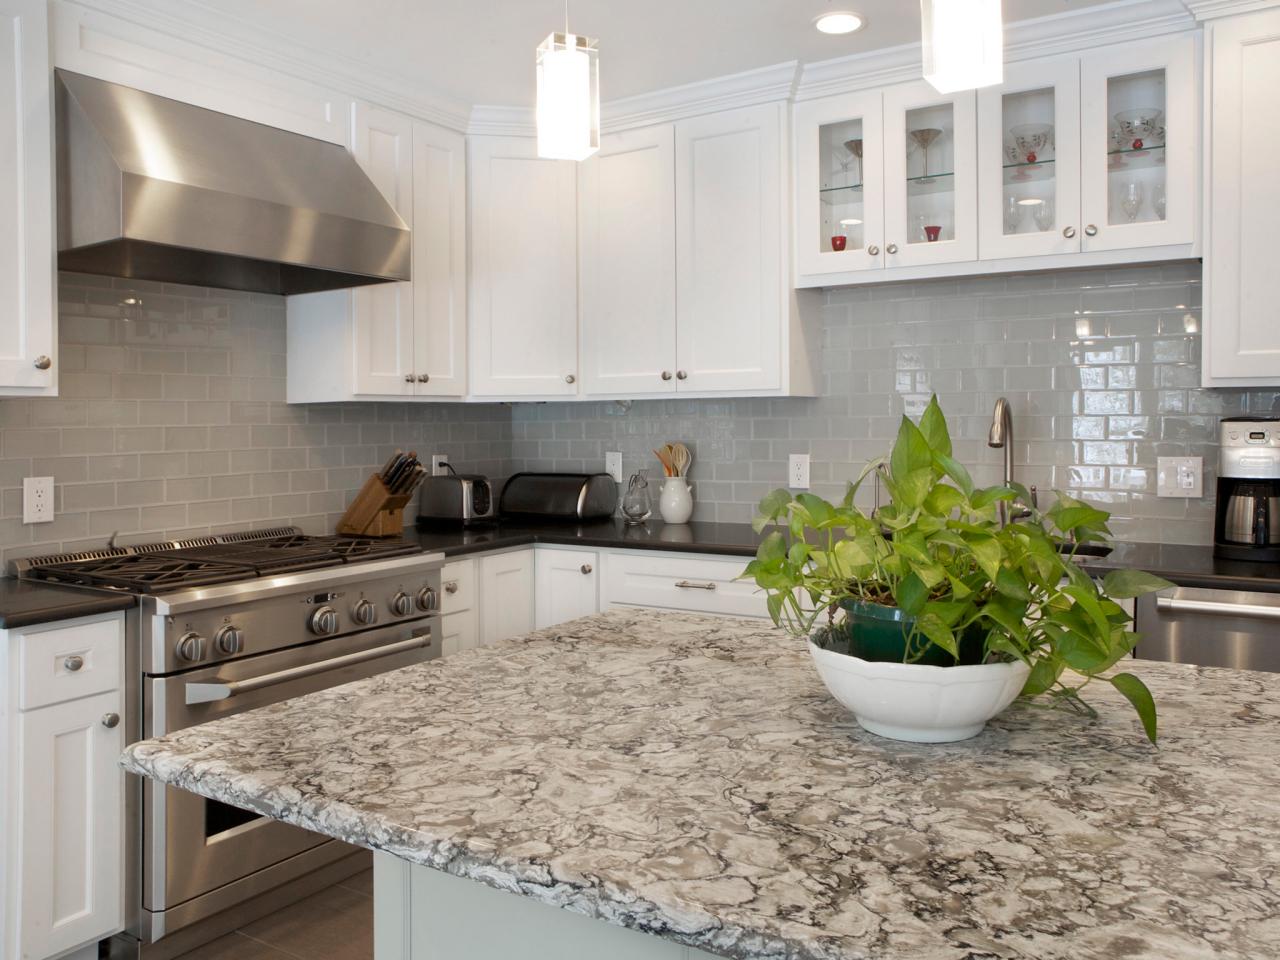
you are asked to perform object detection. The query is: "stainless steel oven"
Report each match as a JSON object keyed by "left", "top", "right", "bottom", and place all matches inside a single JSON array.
[{"left": 1135, "top": 586, "right": 1280, "bottom": 672}]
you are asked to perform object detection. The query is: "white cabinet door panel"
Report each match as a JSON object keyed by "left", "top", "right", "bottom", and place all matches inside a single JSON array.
[
  {"left": 602, "top": 552, "right": 767, "bottom": 618},
  {"left": 470, "top": 137, "right": 578, "bottom": 397},
  {"left": 0, "top": 0, "right": 55, "bottom": 394},
  {"left": 478, "top": 550, "right": 535, "bottom": 644},
  {"left": 352, "top": 103, "right": 415, "bottom": 397},
  {"left": 580, "top": 126, "right": 677, "bottom": 396},
  {"left": 534, "top": 549, "right": 600, "bottom": 629},
  {"left": 675, "top": 103, "right": 784, "bottom": 393}
]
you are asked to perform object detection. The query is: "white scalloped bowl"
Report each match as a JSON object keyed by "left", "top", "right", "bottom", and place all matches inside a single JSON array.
[{"left": 808, "top": 641, "right": 1031, "bottom": 743}]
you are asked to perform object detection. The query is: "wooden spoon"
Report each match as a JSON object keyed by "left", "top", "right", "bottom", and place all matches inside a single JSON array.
[{"left": 671, "top": 443, "right": 691, "bottom": 477}]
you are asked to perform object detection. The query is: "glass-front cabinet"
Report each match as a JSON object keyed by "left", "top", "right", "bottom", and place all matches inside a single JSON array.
[
  {"left": 882, "top": 81, "right": 977, "bottom": 268},
  {"left": 794, "top": 90, "right": 883, "bottom": 278}
]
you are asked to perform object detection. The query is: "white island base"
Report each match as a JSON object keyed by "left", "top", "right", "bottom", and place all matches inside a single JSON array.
[{"left": 373, "top": 852, "right": 721, "bottom": 960}]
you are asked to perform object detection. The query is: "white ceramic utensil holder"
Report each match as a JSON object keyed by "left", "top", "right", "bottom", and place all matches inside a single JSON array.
[{"left": 659, "top": 477, "right": 693, "bottom": 524}]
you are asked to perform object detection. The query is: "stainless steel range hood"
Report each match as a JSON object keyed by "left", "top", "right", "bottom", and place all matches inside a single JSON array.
[{"left": 55, "top": 71, "right": 410, "bottom": 295}]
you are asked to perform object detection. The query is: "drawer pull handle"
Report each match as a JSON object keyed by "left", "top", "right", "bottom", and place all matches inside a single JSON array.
[
  {"left": 580, "top": 564, "right": 593, "bottom": 575},
  {"left": 675, "top": 580, "right": 716, "bottom": 591},
  {"left": 101, "top": 712, "right": 120, "bottom": 729},
  {"left": 1156, "top": 596, "right": 1280, "bottom": 621},
  {"left": 444, "top": 581, "right": 459, "bottom": 595},
  {"left": 63, "top": 655, "right": 85, "bottom": 672}
]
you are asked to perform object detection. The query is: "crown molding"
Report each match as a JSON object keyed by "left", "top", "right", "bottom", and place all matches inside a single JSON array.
[
  {"left": 1184, "top": 0, "right": 1280, "bottom": 19},
  {"left": 467, "top": 105, "right": 536, "bottom": 138},
  {"left": 797, "top": 0, "right": 1197, "bottom": 101},
  {"left": 58, "top": 0, "right": 473, "bottom": 131}
]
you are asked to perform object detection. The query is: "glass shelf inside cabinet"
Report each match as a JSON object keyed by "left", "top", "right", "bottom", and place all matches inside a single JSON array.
[
  {"left": 1000, "top": 86, "right": 1057, "bottom": 235},
  {"left": 818, "top": 115, "right": 866, "bottom": 253},
  {"left": 1105, "top": 69, "right": 1167, "bottom": 226},
  {"left": 905, "top": 104, "right": 956, "bottom": 245}
]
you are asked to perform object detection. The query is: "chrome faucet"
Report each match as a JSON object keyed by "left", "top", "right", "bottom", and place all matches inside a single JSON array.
[{"left": 987, "top": 397, "right": 1036, "bottom": 525}]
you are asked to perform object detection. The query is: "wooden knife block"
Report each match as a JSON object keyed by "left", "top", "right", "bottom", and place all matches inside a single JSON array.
[{"left": 336, "top": 474, "right": 414, "bottom": 537}]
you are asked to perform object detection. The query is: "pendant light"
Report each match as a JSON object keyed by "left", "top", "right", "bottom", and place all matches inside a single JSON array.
[
  {"left": 536, "top": 1, "right": 600, "bottom": 161},
  {"left": 920, "top": 0, "right": 1003, "bottom": 94}
]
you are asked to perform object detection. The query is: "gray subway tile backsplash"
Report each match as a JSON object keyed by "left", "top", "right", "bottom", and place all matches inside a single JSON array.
[{"left": 0, "top": 264, "right": 1276, "bottom": 564}]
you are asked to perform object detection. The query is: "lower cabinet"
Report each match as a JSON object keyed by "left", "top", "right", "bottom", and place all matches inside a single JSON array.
[
  {"left": 439, "top": 559, "right": 478, "bottom": 657},
  {"left": 3, "top": 612, "right": 126, "bottom": 960},
  {"left": 600, "top": 551, "right": 767, "bottom": 618},
  {"left": 477, "top": 550, "right": 536, "bottom": 645},
  {"left": 534, "top": 549, "right": 600, "bottom": 629}
]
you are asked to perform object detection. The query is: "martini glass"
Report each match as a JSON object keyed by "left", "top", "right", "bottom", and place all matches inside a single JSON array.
[
  {"left": 908, "top": 128, "right": 943, "bottom": 183},
  {"left": 842, "top": 138, "right": 863, "bottom": 187}
]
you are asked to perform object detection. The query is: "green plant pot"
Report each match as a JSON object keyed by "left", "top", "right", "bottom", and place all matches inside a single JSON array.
[{"left": 812, "top": 600, "right": 986, "bottom": 667}]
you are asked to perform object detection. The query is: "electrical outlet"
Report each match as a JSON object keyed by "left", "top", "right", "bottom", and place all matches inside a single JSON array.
[
  {"left": 604, "top": 451, "right": 623, "bottom": 484},
  {"left": 430, "top": 454, "right": 449, "bottom": 477},
  {"left": 23, "top": 476, "right": 54, "bottom": 524},
  {"left": 1157, "top": 456, "right": 1203, "bottom": 498},
  {"left": 788, "top": 454, "right": 810, "bottom": 490}
]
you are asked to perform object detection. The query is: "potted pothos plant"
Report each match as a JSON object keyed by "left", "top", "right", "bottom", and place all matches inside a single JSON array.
[{"left": 744, "top": 396, "right": 1173, "bottom": 744}]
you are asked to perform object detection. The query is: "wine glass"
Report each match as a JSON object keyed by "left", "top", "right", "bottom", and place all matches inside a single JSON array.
[
  {"left": 1120, "top": 182, "right": 1144, "bottom": 223},
  {"left": 842, "top": 138, "right": 863, "bottom": 187},
  {"left": 1153, "top": 183, "right": 1166, "bottom": 220},
  {"left": 621, "top": 471, "right": 652, "bottom": 525},
  {"left": 1033, "top": 197, "right": 1054, "bottom": 232},
  {"left": 908, "top": 128, "right": 942, "bottom": 182},
  {"left": 1004, "top": 195, "right": 1024, "bottom": 234}
]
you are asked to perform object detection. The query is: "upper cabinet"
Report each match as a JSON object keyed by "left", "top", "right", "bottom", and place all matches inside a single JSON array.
[
  {"left": 287, "top": 106, "right": 468, "bottom": 402},
  {"left": 0, "top": 0, "right": 57, "bottom": 397},
  {"left": 1202, "top": 8, "right": 1280, "bottom": 387},
  {"left": 468, "top": 136, "right": 579, "bottom": 398},
  {"left": 796, "top": 33, "right": 1199, "bottom": 287}
]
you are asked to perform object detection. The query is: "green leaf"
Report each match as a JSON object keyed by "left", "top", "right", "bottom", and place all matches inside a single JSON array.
[
  {"left": 971, "top": 485, "right": 1017, "bottom": 510},
  {"left": 1102, "top": 568, "right": 1176, "bottom": 599},
  {"left": 895, "top": 571, "right": 929, "bottom": 616},
  {"left": 915, "top": 612, "right": 958, "bottom": 659},
  {"left": 1056, "top": 629, "right": 1111, "bottom": 673},
  {"left": 765, "top": 592, "right": 785, "bottom": 626},
  {"left": 917, "top": 395, "right": 953, "bottom": 457},
  {"left": 933, "top": 451, "right": 974, "bottom": 498},
  {"left": 924, "top": 483, "right": 965, "bottom": 517},
  {"left": 1022, "top": 656, "right": 1063, "bottom": 696},
  {"left": 1110, "top": 672, "right": 1158, "bottom": 743},
  {"left": 982, "top": 595, "right": 1029, "bottom": 641},
  {"left": 1063, "top": 585, "right": 1112, "bottom": 642},
  {"left": 752, "top": 488, "right": 793, "bottom": 532},
  {"left": 962, "top": 533, "right": 1003, "bottom": 581},
  {"left": 890, "top": 416, "right": 933, "bottom": 485},
  {"left": 896, "top": 467, "right": 935, "bottom": 510},
  {"left": 756, "top": 530, "right": 787, "bottom": 564},
  {"left": 995, "top": 566, "right": 1032, "bottom": 601}
]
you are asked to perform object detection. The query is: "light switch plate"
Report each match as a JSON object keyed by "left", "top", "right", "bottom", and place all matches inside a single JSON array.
[
  {"left": 604, "top": 452, "right": 623, "bottom": 483},
  {"left": 23, "top": 476, "right": 54, "bottom": 524},
  {"left": 788, "top": 454, "right": 810, "bottom": 490},
  {"left": 1157, "top": 457, "right": 1203, "bottom": 498}
]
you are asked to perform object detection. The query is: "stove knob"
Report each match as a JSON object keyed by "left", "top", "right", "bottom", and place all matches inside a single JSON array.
[
  {"left": 415, "top": 586, "right": 438, "bottom": 612},
  {"left": 309, "top": 606, "right": 339, "bottom": 636},
  {"left": 390, "top": 591, "right": 413, "bottom": 617},
  {"left": 175, "top": 632, "right": 206, "bottom": 663},
  {"left": 214, "top": 625, "right": 244, "bottom": 656},
  {"left": 352, "top": 599, "right": 377, "bottom": 625}
]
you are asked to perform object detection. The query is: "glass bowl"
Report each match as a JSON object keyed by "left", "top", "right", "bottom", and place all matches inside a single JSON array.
[{"left": 1009, "top": 123, "right": 1053, "bottom": 164}]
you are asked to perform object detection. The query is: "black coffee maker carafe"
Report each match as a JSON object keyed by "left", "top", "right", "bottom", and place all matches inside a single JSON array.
[{"left": 1214, "top": 417, "right": 1280, "bottom": 562}]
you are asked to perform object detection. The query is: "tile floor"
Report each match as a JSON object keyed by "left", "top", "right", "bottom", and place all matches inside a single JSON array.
[{"left": 175, "top": 870, "right": 373, "bottom": 960}]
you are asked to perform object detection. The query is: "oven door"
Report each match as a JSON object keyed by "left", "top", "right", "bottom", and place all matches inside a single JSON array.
[{"left": 143, "top": 618, "right": 438, "bottom": 915}]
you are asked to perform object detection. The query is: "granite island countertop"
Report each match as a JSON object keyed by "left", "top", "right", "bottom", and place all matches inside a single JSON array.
[{"left": 122, "top": 609, "right": 1280, "bottom": 960}]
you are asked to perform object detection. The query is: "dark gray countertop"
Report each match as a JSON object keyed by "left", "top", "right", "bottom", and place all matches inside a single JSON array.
[
  {"left": 413, "top": 519, "right": 1280, "bottom": 594},
  {"left": 0, "top": 578, "right": 136, "bottom": 629}
]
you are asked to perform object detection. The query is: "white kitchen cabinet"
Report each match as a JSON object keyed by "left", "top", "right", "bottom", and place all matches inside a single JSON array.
[
  {"left": 439, "top": 559, "right": 478, "bottom": 656},
  {"left": 287, "top": 108, "right": 467, "bottom": 402},
  {"left": 601, "top": 551, "right": 767, "bottom": 619},
  {"left": 579, "top": 126, "right": 678, "bottom": 397},
  {"left": 468, "top": 136, "right": 579, "bottom": 398},
  {"left": 477, "top": 549, "right": 536, "bottom": 645},
  {"left": 1202, "top": 8, "right": 1280, "bottom": 386},
  {"left": 0, "top": 0, "right": 57, "bottom": 397},
  {"left": 3, "top": 612, "right": 127, "bottom": 960},
  {"left": 534, "top": 549, "right": 600, "bottom": 629}
]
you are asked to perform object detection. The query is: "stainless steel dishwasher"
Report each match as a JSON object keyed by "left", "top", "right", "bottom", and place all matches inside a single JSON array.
[{"left": 1135, "top": 587, "right": 1280, "bottom": 672}]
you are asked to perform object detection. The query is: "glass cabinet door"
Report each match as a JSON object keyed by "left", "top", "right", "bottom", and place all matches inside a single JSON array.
[
  {"left": 1080, "top": 35, "right": 1196, "bottom": 252},
  {"left": 978, "top": 58, "right": 1081, "bottom": 259},
  {"left": 794, "top": 89, "right": 883, "bottom": 280},
  {"left": 882, "top": 80, "right": 977, "bottom": 268}
]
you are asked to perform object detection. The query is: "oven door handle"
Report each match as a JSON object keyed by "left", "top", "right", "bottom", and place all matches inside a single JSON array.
[
  {"left": 1155, "top": 595, "right": 1280, "bottom": 621},
  {"left": 184, "top": 633, "right": 431, "bottom": 705}
]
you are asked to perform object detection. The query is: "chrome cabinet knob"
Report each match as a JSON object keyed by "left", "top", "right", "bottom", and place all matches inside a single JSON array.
[
  {"left": 352, "top": 599, "right": 377, "bottom": 626},
  {"left": 661, "top": 371, "right": 672, "bottom": 381},
  {"left": 175, "top": 632, "right": 207, "bottom": 662},
  {"left": 676, "top": 370, "right": 688, "bottom": 380},
  {"left": 1084, "top": 224, "right": 1098, "bottom": 237},
  {"left": 417, "top": 374, "right": 430, "bottom": 383},
  {"left": 34, "top": 355, "right": 52, "bottom": 370},
  {"left": 886, "top": 243, "right": 898, "bottom": 254},
  {"left": 565, "top": 374, "right": 576, "bottom": 384},
  {"left": 214, "top": 625, "right": 244, "bottom": 655},
  {"left": 867, "top": 244, "right": 880, "bottom": 256},
  {"left": 444, "top": 580, "right": 459, "bottom": 595},
  {"left": 1062, "top": 226, "right": 1077, "bottom": 239},
  {"left": 404, "top": 374, "right": 415, "bottom": 383},
  {"left": 415, "top": 586, "right": 438, "bottom": 612},
  {"left": 580, "top": 563, "right": 593, "bottom": 575},
  {"left": 101, "top": 712, "right": 120, "bottom": 729},
  {"left": 308, "top": 606, "right": 339, "bottom": 636},
  {"left": 63, "top": 655, "right": 84, "bottom": 672},
  {"left": 390, "top": 592, "right": 413, "bottom": 616}
]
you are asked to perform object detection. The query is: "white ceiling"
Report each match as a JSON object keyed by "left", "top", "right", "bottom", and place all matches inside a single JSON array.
[{"left": 176, "top": 0, "right": 1122, "bottom": 109}]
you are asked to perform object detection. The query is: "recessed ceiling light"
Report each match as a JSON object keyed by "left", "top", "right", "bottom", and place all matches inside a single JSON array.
[{"left": 814, "top": 11, "right": 865, "bottom": 35}]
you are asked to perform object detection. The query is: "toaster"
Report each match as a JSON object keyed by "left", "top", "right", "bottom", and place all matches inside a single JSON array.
[
  {"left": 498, "top": 472, "right": 617, "bottom": 521},
  {"left": 417, "top": 474, "right": 496, "bottom": 526}
]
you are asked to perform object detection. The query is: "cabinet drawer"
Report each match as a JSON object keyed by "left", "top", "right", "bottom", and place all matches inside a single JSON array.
[
  {"left": 440, "top": 559, "right": 476, "bottom": 615},
  {"left": 602, "top": 552, "right": 766, "bottom": 618},
  {"left": 17, "top": 614, "right": 125, "bottom": 711},
  {"left": 441, "top": 608, "right": 479, "bottom": 658}
]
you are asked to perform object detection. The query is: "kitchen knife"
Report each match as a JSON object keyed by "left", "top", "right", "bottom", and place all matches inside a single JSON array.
[{"left": 379, "top": 449, "right": 402, "bottom": 481}]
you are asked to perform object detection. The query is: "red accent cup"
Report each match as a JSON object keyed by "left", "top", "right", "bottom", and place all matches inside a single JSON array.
[
  {"left": 830, "top": 235, "right": 847, "bottom": 251},
  {"left": 924, "top": 225, "right": 942, "bottom": 242}
]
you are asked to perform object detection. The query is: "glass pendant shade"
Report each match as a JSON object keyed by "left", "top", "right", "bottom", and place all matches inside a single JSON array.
[
  {"left": 536, "top": 32, "right": 600, "bottom": 161},
  {"left": 920, "top": 0, "right": 1003, "bottom": 94}
]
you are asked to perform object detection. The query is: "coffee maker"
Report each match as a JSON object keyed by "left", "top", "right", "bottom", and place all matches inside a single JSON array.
[{"left": 1214, "top": 417, "right": 1280, "bottom": 562}]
